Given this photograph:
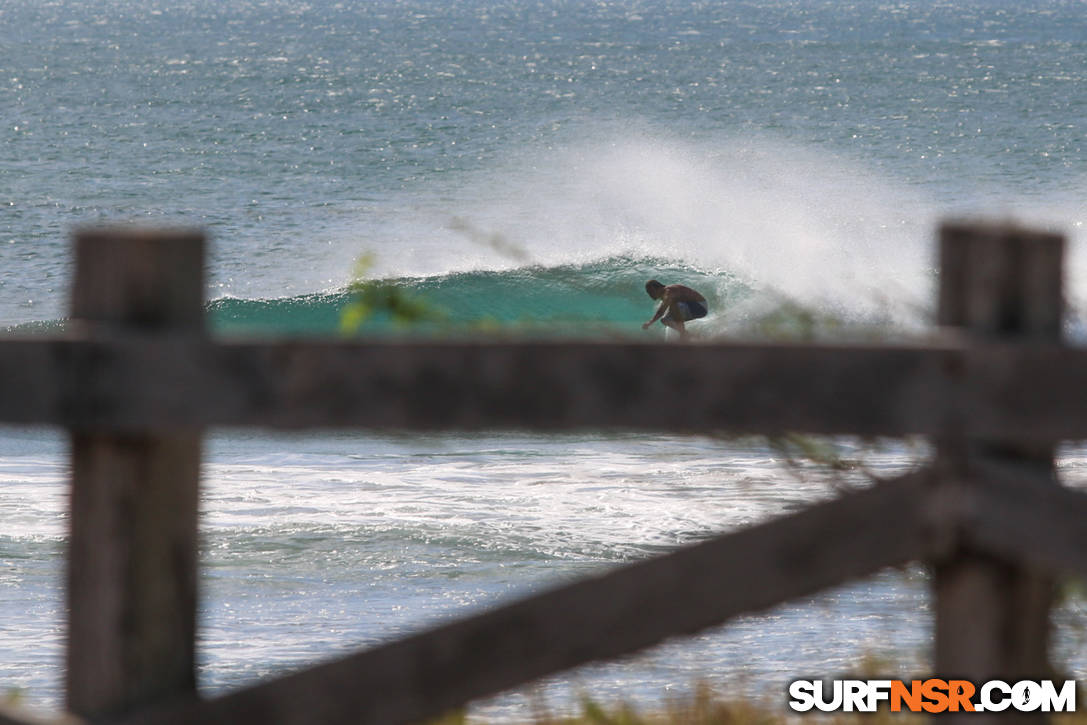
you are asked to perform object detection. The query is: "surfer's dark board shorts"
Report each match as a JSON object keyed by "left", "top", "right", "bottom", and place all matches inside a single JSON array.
[{"left": 665, "top": 301, "right": 708, "bottom": 322}]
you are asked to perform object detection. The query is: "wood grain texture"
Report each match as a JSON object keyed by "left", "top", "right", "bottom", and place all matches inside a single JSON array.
[
  {"left": 962, "top": 458, "right": 1087, "bottom": 582},
  {"left": 2, "top": 336, "right": 1087, "bottom": 439},
  {"left": 933, "top": 222, "right": 1063, "bottom": 723},
  {"left": 65, "top": 229, "right": 203, "bottom": 719}
]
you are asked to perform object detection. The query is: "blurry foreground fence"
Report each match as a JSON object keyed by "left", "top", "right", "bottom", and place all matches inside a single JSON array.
[{"left": 2, "top": 222, "right": 1087, "bottom": 725}]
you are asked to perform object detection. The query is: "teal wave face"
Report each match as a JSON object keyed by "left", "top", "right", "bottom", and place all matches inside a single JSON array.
[
  {"left": 209, "top": 256, "right": 748, "bottom": 338},
  {"left": 2, "top": 256, "right": 747, "bottom": 337}
]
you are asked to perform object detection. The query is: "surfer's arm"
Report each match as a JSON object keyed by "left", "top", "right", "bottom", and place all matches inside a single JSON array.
[{"left": 642, "top": 302, "right": 667, "bottom": 329}]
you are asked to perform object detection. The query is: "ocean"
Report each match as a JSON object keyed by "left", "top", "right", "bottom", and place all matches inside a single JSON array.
[{"left": 2, "top": 0, "right": 1087, "bottom": 718}]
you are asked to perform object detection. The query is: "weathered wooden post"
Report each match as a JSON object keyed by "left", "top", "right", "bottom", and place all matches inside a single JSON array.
[
  {"left": 65, "top": 228, "right": 205, "bottom": 719},
  {"left": 933, "top": 222, "right": 1063, "bottom": 722}
]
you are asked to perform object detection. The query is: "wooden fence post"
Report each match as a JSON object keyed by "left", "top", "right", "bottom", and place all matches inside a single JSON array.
[
  {"left": 65, "top": 228, "right": 205, "bottom": 719},
  {"left": 933, "top": 222, "right": 1063, "bottom": 722}
]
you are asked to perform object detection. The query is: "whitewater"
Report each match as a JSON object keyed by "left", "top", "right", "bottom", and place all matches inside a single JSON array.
[{"left": 3, "top": 0, "right": 1087, "bottom": 719}]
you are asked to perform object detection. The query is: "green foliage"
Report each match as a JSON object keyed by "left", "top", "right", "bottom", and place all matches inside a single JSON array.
[
  {"left": 339, "top": 253, "right": 442, "bottom": 334},
  {"left": 424, "top": 680, "right": 940, "bottom": 724},
  {"left": 733, "top": 290, "right": 906, "bottom": 344},
  {"left": 763, "top": 433, "right": 929, "bottom": 491},
  {"left": 768, "top": 432, "right": 857, "bottom": 474},
  {"left": 426, "top": 709, "right": 469, "bottom": 725},
  {"left": 747, "top": 298, "right": 836, "bottom": 341},
  {"left": 728, "top": 296, "right": 929, "bottom": 489},
  {"left": 428, "top": 684, "right": 1087, "bottom": 723},
  {"left": 448, "top": 216, "right": 532, "bottom": 264}
]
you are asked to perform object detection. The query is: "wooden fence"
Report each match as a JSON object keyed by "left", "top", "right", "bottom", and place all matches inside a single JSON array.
[{"left": 1, "top": 221, "right": 1086, "bottom": 725}]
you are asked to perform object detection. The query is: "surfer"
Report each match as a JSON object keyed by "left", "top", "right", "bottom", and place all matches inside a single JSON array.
[{"left": 641, "top": 280, "right": 708, "bottom": 339}]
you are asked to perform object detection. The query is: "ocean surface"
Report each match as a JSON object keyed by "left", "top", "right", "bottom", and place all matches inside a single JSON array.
[{"left": 3, "top": 0, "right": 1087, "bottom": 718}]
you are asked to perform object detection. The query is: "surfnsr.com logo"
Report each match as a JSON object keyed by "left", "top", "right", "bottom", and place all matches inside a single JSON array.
[{"left": 788, "top": 679, "right": 1078, "bottom": 714}]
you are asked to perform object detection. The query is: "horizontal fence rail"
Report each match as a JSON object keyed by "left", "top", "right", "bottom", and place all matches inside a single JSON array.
[{"left": 1, "top": 334, "right": 1087, "bottom": 439}]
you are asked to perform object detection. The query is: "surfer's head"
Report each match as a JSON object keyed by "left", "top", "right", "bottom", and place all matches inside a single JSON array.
[{"left": 645, "top": 279, "right": 665, "bottom": 300}]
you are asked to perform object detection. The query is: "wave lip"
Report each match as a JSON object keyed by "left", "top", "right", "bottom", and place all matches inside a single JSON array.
[{"left": 208, "top": 255, "right": 743, "bottom": 338}]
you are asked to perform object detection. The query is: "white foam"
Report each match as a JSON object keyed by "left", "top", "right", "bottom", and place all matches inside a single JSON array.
[{"left": 357, "top": 127, "right": 938, "bottom": 326}]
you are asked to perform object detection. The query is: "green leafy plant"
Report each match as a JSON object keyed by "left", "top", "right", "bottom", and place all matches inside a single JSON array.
[{"left": 339, "top": 253, "right": 441, "bottom": 334}]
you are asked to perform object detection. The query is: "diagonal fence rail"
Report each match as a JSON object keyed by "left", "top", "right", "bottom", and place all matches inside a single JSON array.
[{"left": 0, "top": 222, "right": 1084, "bottom": 725}]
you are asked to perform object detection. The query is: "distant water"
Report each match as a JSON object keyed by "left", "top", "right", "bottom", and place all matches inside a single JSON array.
[{"left": 2, "top": 0, "right": 1087, "bottom": 718}]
